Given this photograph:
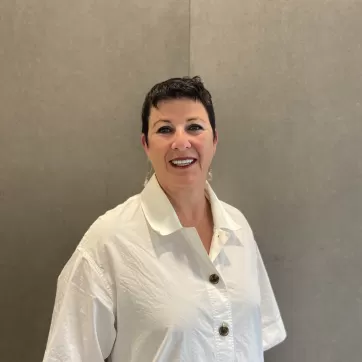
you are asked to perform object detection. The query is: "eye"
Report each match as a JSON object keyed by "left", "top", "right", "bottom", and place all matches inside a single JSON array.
[
  {"left": 157, "top": 126, "right": 173, "bottom": 134},
  {"left": 188, "top": 124, "right": 203, "bottom": 131}
]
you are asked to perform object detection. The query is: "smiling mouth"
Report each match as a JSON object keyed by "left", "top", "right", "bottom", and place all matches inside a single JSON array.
[{"left": 170, "top": 158, "right": 197, "bottom": 168}]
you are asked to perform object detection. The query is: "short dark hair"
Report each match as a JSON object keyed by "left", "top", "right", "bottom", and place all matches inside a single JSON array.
[{"left": 141, "top": 76, "right": 216, "bottom": 145}]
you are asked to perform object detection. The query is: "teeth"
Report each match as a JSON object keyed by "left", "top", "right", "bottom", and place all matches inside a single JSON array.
[{"left": 171, "top": 159, "right": 194, "bottom": 166}]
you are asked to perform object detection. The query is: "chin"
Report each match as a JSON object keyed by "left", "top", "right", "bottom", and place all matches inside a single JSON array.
[{"left": 171, "top": 173, "right": 204, "bottom": 187}]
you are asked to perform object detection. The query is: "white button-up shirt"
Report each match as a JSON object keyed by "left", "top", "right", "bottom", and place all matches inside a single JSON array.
[{"left": 43, "top": 175, "right": 286, "bottom": 362}]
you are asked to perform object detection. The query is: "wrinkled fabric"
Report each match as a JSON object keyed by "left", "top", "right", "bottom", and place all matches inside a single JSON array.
[{"left": 43, "top": 175, "right": 286, "bottom": 362}]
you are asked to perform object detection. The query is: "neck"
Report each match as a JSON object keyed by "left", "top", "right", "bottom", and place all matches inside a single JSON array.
[{"left": 161, "top": 181, "right": 209, "bottom": 228}]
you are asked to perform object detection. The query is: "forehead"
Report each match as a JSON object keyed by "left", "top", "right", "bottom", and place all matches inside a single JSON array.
[{"left": 149, "top": 99, "right": 209, "bottom": 123}]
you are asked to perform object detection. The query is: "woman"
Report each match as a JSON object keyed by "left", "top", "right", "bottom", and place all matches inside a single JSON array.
[{"left": 43, "top": 76, "right": 286, "bottom": 361}]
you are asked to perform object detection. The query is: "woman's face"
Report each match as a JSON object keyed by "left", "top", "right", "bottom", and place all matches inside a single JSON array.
[{"left": 142, "top": 98, "right": 218, "bottom": 190}]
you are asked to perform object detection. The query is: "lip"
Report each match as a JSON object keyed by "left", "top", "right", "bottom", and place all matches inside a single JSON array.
[
  {"left": 169, "top": 157, "right": 198, "bottom": 168},
  {"left": 169, "top": 157, "right": 197, "bottom": 162}
]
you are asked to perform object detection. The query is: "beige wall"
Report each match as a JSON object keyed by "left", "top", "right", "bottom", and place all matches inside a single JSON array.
[{"left": 1, "top": 1, "right": 361, "bottom": 361}]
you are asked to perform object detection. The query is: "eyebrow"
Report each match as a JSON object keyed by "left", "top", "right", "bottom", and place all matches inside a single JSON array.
[{"left": 152, "top": 117, "right": 204, "bottom": 129}]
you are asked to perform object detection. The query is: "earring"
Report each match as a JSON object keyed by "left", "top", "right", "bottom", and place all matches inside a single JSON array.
[
  {"left": 143, "top": 161, "right": 154, "bottom": 187},
  {"left": 207, "top": 168, "right": 213, "bottom": 182}
]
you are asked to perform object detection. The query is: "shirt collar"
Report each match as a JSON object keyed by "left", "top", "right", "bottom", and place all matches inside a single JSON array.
[{"left": 141, "top": 174, "right": 242, "bottom": 235}]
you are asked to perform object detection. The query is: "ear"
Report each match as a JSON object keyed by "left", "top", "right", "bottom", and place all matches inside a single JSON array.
[
  {"left": 141, "top": 134, "right": 149, "bottom": 155},
  {"left": 213, "top": 129, "right": 219, "bottom": 154}
]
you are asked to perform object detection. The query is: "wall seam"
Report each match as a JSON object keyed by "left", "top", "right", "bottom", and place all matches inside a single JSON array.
[{"left": 188, "top": 0, "right": 191, "bottom": 76}]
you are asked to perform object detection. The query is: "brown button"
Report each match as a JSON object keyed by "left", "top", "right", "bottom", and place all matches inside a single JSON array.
[
  {"left": 209, "top": 273, "right": 220, "bottom": 284},
  {"left": 219, "top": 322, "right": 229, "bottom": 336}
]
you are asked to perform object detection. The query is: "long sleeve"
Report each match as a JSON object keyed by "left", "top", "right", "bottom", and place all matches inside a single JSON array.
[
  {"left": 256, "top": 244, "right": 287, "bottom": 351},
  {"left": 43, "top": 249, "right": 116, "bottom": 362}
]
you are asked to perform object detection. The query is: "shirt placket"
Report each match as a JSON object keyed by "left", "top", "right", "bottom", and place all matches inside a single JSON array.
[{"left": 207, "top": 229, "right": 235, "bottom": 361}]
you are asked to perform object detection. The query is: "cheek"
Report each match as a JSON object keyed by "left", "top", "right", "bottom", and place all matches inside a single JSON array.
[
  {"left": 148, "top": 141, "right": 168, "bottom": 164},
  {"left": 199, "top": 140, "right": 215, "bottom": 160}
]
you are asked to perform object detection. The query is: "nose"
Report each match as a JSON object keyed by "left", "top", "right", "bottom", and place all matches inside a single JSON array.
[{"left": 171, "top": 129, "right": 191, "bottom": 151}]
